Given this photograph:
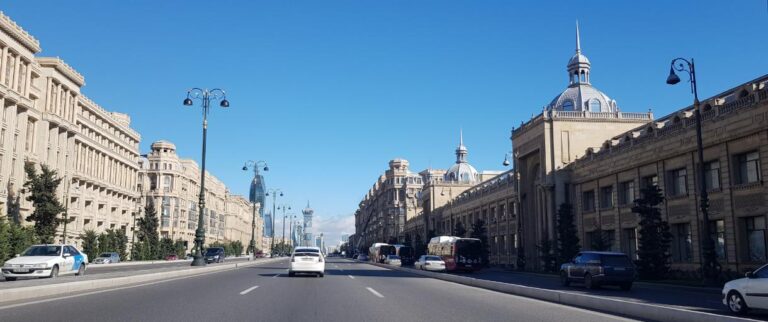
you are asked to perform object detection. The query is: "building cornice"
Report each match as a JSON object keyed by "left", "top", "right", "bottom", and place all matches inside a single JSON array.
[
  {"left": 0, "top": 11, "right": 41, "bottom": 53},
  {"left": 36, "top": 57, "right": 85, "bottom": 87}
]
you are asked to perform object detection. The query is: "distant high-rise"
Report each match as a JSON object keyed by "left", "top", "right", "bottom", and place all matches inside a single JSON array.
[
  {"left": 248, "top": 167, "right": 266, "bottom": 218},
  {"left": 264, "top": 211, "right": 274, "bottom": 238},
  {"left": 302, "top": 201, "right": 314, "bottom": 246}
]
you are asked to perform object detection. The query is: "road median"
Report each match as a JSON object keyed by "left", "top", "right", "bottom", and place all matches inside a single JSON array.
[
  {"left": 0, "top": 258, "right": 282, "bottom": 305},
  {"left": 368, "top": 261, "right": 757, "bottom": 322}
]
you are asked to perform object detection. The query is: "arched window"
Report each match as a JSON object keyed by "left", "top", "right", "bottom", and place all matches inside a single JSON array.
[
  {"left": 580, "top": 70, "right": 586, "bottom": 82},
  {"left": 562, "top": 100, "right": 574, "bottom": 111},
  {"left": 589, "top": 99, "right": 601, "bottom": 112}
]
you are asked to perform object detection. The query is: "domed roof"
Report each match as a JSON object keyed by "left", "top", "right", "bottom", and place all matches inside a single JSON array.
[
  {"left": 568, "top": 52, "right": 590, "bottom": 67},
  {"left": 444, "top": 130, "right": 479, "bottom": 184},
  {"left": 548, "top": 84, "right": 617, "bottom": 112}
]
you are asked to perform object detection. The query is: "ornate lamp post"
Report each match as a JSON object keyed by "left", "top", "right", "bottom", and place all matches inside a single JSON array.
[
  {"left": 266, "top": 188, "right": 284, "bottom": 255},
  {"left": 278, "top": 204, "right": 291, "bottom": 252},
  {"left": 183, "top": 88, "right": 229, "bottom": 266},
  {"left": 242, "top": 160, "right": 268, "bottom": 259},
  {"left": 667, "top": 58, "right": 719, "bottom": 283}
]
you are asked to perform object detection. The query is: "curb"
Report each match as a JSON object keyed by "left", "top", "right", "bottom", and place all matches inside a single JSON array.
[
  {"left": 368, "top": 262, "right": 755, "bottom": 322},
  {"left": 88, "top": 256, "right": 252, "bottom": 268},
  {"left": 0, "top": 258, "right": 282, "bottom": 304}
]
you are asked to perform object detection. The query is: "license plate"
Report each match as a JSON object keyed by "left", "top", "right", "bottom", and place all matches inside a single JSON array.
[
  {"left": 302, "top": 258, "right": 313, "bottom": 261},
  {"left": 15, "top": 268, "right": 29, "bottom": 273}
]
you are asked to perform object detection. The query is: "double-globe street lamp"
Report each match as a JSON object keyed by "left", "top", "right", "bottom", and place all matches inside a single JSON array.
[
  {"left": 266, "top": 188, "right": 284, "bottom": 255},
  {"left": 242, "top": 160, "right": 269, "bottom": 259},
  {"left": 183, "top": 88, "right": 229, "bottom": 266},
  {"left": 277, "top": 204, "right": 292, "bottom": 252},
  {"left": 667, "top": 58, "right": 720, "bottom": 283}
]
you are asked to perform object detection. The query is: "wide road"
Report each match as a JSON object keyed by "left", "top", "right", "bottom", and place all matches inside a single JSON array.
[{"left": 0, "top": 258, "right": 637, "bottom": 322}]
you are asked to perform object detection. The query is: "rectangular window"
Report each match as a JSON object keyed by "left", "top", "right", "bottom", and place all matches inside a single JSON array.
[
  {"left": 621, "top": 228, "right": 638, "bottom": 260},
  {"left": 735, "top": 151, "right": 761, "bottom": 185},
  {"left": 704, "top": 161, "right": 721, "bottom": 191},
  {"left": 600, "top": 186, "right": 613, "bottom": 209},
  {"left": 618, "top": 181, "right": 634, "bottom": 206},
  {"left": 709, "top": 220, "right": 726, "bottom": 261},
  {"left": 671, "top": 223, "right": 692, "bottom": 262},
  {"left": 746, "top": 216, "right": 767, "bottom": 262},
  {"left": 668, "top": 168, "right": 687, "bottom": 196},
  {"left": 582, "top": 190, "right": 595, "bottom": 212}
]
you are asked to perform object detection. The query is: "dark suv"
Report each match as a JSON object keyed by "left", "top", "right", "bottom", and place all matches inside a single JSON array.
[
  {"left": 204, "top": 247, "right": 225, "bottom": 264},
  {"left": 560, "top": 251, "right": 635, "bottom": 290}
]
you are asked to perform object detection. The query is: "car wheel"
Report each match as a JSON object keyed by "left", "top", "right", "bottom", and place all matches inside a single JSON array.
[
  {"left": 288, "top": 272, "right": 295, "bottom": 277},
  {"left": 560, "top": 271, "right": 570, "bottom": 286},
  {"left": 4, "top": 277, "right": 16, "bottom": 281},
  {"left": 584, "top": 273, "right": 597, "bottom": 289},
  {"left": 318, "top": 273, "right": 324, "bottom": 278},
  {"left": 728, "top": 291, "right": 749, "bottom": 315},
  {"left": 49, "top": 265, "right": 59, "bottom": 279},
  {"left": 619, "top": 282, "right": 632, "bottom": 291},
  {"left": 76, "top": 264, "right": 86, "bottom": 276}
]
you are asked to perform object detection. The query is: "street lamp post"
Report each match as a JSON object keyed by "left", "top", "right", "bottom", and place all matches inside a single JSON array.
[
  {"left": 266, "top": 189, "right": 284, "bottom": 255},
  {"left": 667, "top": 58, "right": 719, "bottom": 283},
  {"left": 289, "top": 215, "right": 296, "bottom": 246},
  {"left": 242, "top": 160, "right": 269, "bottom": 259},
  {"left": 278, "top": 204, "right": 291, "bottom": 250},
  {"left": 183, "top": 88, "right": 230, "bottom": 266}
]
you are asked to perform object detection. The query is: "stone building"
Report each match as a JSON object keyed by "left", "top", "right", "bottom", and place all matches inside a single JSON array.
[
  {"left": 225, "top": 194, "right": 262, "bottom": 252},
  {"left": 139, "top": 140, "right": 259, "bottom": 252},
  {"left": 0, "top": 12, "right": 141, "bottom": 248},
  {"left": 354, "top": 158, "right": 424, "bottom": 250},
  {"left": 566, "top": 74, "right": 768, "bottom": 273}
]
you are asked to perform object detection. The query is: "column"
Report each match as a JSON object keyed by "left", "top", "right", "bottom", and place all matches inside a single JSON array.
[{"left": 0, "top": 47, "right": 7, "bottom": 85}]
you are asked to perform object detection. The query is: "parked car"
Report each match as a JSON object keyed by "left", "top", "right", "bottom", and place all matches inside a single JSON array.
[
  {"left": 352, "top": 254, "right": 359, "bottom": 260},
  {"left": 2, "top": 244, "right": 89, "bottom": 281},
  {"left": 165, "top": 254, "right": 178, "bottom": 261},
  {"left": 385, "top": 255, "right": 402, "bottom": 266},
  {"left": 92, "top": 252, "right": 120, "bottom": 264},
  {"left": 415, "top": 255, "right": 446, "bottom": 272},
  {"left": 357, "top": 254, "right": 369, "bottom": 262},
  {"left": 723, "top": 263, "right": 768, "bottom": 314},
  {"left": 560, "top": 251, "right": 635, "bottom": 290},
  {"left": 204, "top": 247, "right": 225, "bottom": 264},
  {"left": 289, "top": 247, "right": 325, "bottom": 277}
]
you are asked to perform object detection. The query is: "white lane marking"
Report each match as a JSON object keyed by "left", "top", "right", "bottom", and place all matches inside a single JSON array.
[
  {"left": 348, "top": 275, "right": 355, "bottom": 279},
  {"left": 273, "top": 274, "right": 280, "bottom": 278},
  {"left": 366, "top": 287, "right": 384, "bottom": 298},
  {"left": 239, "top": 285, "right": 259, "bottom": 295}
]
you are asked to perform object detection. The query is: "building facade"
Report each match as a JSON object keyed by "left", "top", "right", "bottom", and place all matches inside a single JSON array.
[
  {"left": 0, "top": 12, "right": 142, "bottom": 249},
  {"left": 302, "top": 202, "right": 314, "bottom": 247}
]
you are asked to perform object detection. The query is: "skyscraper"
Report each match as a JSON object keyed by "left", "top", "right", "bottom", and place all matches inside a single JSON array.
[
  {"left": 302, "top": 201, "right": 314, "bottom": 246},
  {"left": 263, "top": 211, "right": 274, "bottom": 238},
  {"left": 248, "top": 166, "right": 267, "bottom": 236}
]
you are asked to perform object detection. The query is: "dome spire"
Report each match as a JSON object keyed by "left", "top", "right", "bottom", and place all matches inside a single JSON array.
[
  {"left": 575, "top": 20, "right": 581, "bottom": 53},
  {"left": 456, "top": 129, "right": 468, "bottom": 164},
  {"left": 567, "top": 20, "right": 590, "bottom": 86}
]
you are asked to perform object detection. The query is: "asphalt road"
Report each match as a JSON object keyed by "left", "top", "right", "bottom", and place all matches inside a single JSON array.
[
  {"left": 0, "top": 258, "right": 638, "bottom": 322},
  {"left": 0, "top": 257, "right": 250, "bottom": 290}
]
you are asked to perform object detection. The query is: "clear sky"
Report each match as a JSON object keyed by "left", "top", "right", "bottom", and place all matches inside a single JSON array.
[{"left": 4, "top": 1, "right": 767, "bottom": 246}]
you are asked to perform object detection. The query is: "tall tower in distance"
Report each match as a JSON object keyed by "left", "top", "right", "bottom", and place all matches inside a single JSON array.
[{"left": 302, "top": 201, "right": 314, "bottom": 247}]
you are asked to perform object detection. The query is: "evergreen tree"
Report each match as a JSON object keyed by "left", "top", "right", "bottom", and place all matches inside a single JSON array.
[
  {"left": 97, "top": 232, "right": 110, "bottom": 255},
  {"left": 470, "top": 219, "right": 490, "bottom": 266},
  {"left": 159, "top": 237, "right": 175, "bottom": 258},
  {"left": 115, "top": 229, "right": 129, "bottom": 260},
  {"left": 173, "top": 239, "right": 186, "bottom": 257},
  {"left": 538, "top": 238, "right": 557, "bottom": 272},
  {"left": 81, "top": 230, "right": 99, "bottom": 260},
  {"left": 555, "top": 203, "right": 580, "bottom": 265},
  {"left": 0, "top": 217, "right": 11, "bottom": 263},
  {"left": 9, "top": 224, "right": 36, "bottom": 256},
  {"left": 136, "top": 200, "right": 160, "bottom": 260},
  {"left": 6, "top": 186, "right": 21, "bottom": 225},
  {"left": 633, "top": 185, "right": 672, "bottom": 280},
  {"left": 23, "top": 163, "right": 66, "bottom": 243},
  {"left": 452, "top": 221, "right": 467, "bottom": 237},
  {"left": 590, "top": 227, "right": 612, "bottom": 251}
]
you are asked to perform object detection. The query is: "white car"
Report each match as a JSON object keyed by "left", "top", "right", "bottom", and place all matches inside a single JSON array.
[
  {"left": 415, "top": 255, "right": 446, "bottom": 272},
  {"left": 723, "top": 264, "right": 768, "bottom": 314},
  {"left": 289, "top": 247, "right": 325, "bottom": 277},
  {"left": 2, "top": 244, "right": 89, "bottom": 281},
  {"left": 385, "top": 255, "right": 402, "bottom": 266}
]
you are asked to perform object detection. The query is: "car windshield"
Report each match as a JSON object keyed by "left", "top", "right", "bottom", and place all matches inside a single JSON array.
[
  {"left": 295, "top": 248, "right": 319, "bottom": 253},
  {"left": 426, "top": 256, "right": 442, "bottom": 261},
  {"left": 205, "top": 249, "right": 222, "bottom": 255},
  {"left": 22, "top": 246, "right": 61, "bottom": 256},
  {"left": 99, "top": 253, "right": 112, "bottom": 257},
  {"left": 388, "top": 255, "right": 400, "bottom": 259},
  {"left": 601, "top": 255, "right": 632, "bottom": 266}
]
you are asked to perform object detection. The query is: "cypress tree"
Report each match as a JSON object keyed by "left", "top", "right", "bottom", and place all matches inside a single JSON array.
[
  {"left": 555, "top": 203, "right": 581, "bottom": 265},
  {"left": 633, "top": 185, "right": 672, "bottom": 280},
  {"left": 23, "top": 163, "right": 66, "bottom": 243}
]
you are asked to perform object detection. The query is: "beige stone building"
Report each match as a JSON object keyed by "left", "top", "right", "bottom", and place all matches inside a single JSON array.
[
  {"left": 139, "top": 141, "right": 261, "bottom": 252},
  {"left": 0, "top": 12, "right": 142, "bottom": 249},
  {"left": 225, "top": 194, "right": 262, "bottom": 252}
]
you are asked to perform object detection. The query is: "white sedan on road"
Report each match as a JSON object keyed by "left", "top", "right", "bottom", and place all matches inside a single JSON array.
[
  {"left": 723, "top": 263, "right": 768, "bottom": 314},
  {"left": 415, "top": 255, "right": 446, "bottom": 272},
  {"left": 2, "top": 244, "right": 89, "bottom": 281},
  {"left": 288, "top": 247, "right": 325, "bottom": 277}
]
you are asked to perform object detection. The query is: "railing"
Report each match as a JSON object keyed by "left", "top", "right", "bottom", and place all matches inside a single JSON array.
[
  {"left": 720, "top": 94, "right": 755, "bottom": 115},
  {"left": 549, "top": 110, "right": 653, "bottom": 120}
]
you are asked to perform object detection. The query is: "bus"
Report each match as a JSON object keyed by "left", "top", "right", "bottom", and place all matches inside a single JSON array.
[
  {"left": 393, "top": 245, "right": 415, "bottom": 266},
  {"left": 427, "top": 236, "right": 482, "bottom": 272},
  {"left": 369, "top": 243, "right": 396, "bottom": 263}
]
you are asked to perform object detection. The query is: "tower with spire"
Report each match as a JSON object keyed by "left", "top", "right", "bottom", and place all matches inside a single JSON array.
[
  {"left": 444, "top": 130, "right": 479, "bottom": 183},
  {"left": 302, "top": 201, "right": 314, "bottom": 247}
]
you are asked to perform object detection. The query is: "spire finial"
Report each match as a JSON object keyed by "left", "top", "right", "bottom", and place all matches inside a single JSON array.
[
  {"left": 576, "top": 20, "right": 581, "bottom": 53},
  {"left": 459, "top": 128, "right": 464, "bottom": 147},
  {"left": 306, "top": 200, "right": 310, "bottom": 208}
]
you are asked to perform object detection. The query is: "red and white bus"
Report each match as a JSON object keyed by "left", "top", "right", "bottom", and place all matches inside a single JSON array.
[
  {"left": 369, "top": 243, "right": 396, "bottom": 263},
  {"left": 427, "top": 236, "right": 482, "bottom": 272}
]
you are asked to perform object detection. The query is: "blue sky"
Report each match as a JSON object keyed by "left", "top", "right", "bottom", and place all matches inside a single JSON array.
[{"left": 4, "top": 1, "right": 767, "bottom": 245}]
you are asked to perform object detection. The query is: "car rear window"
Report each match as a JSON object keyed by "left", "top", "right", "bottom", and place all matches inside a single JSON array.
[
  {"left": 601, "top": 255, "right": 632, "bottom": 267},
  {"left": 295, "top": 252, "right": 320, "bottom": 257},
  {"left": 294, "top": 248, "right": 319, "bottom": 253},
  {"left": 426, "top": 256, "right": 442, "bottom": 261}
]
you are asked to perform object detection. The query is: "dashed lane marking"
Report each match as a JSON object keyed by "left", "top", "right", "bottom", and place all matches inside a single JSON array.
[
  {"left": 348, "top": 275, "right": 355, "bottom": 279},
  {"left": 239, "top": 285, "right": 259, "bottom": 295},
  {"left": 366, "top": 287, "right": 384, "bottom": 298}
]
